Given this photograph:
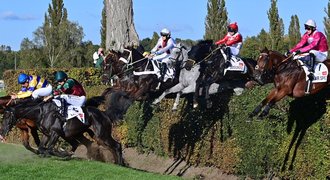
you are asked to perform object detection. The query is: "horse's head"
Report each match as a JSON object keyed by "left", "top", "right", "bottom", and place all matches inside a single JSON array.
[
  {"left": 188, "top": 40, "right": 216, "bottom": 64},
  {"left": 202, "top": 48, "right": 226, "bottom": 80},
  {"left": 0, "top": 107, "right": 16, "bottom": 141},
  {"left": 254, "top": 48, "right": 287, "bottom": 84},
  {"left": 170, "top": 43, "right": 190, "bottom": 70}
]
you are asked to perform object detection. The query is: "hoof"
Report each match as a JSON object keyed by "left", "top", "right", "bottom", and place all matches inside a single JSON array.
[{"left": 193, "top": 103, "right": 198, "bottom": 109}]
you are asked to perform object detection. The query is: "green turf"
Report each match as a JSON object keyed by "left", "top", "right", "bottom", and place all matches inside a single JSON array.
[{"left": 0, "top": 143, "right": 181, "bottom": 180}]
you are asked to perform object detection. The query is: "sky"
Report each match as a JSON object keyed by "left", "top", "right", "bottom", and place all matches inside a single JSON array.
[{"left": 0, "top": 0, "right": 329, "bottom": 51}]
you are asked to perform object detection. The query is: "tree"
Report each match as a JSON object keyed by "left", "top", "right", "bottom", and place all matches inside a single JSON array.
[
  {"left": 288, "top": 15, "right": 301, "bottom": 48},
  {"left": 204, "top": 0, "right": 228, "bottom": 41},
  {"left": 257, "top": 28, "right": 271, "bottom": 49},
  {"left": 100, "top": 0, "right": 107, "bottom": 48},
  {"left": 105, "top": 0, "right": 139, "bottom": 51},
  {"left": 267, "top": 0, "right": 284, "bottom": 50},
  {"left": 324, "top": 0, "right": 330, "bottom": 54},
  {"left": 33, "top": 0, "right": 84, "bottom": 68}
]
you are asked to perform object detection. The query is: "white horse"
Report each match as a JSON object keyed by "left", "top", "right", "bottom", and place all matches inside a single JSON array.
[{"left": 152, "top": 42, "right": 246, "bottom": 111}]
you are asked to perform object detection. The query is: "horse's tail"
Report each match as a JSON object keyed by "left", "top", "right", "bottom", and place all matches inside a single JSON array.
[{"left": 85, "top": 96, "right": 105, "bottom": 107}]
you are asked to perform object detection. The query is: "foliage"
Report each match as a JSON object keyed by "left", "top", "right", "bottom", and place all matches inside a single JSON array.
[
  {"left": 288, "top": 15, "right": 301, "bottom": 48},
  {"left": 267, "top": 0, "right": 285, "bottom": 51},
  {"left": 120, "top": 84, "right": 330, "bottom": 179},
  {"left": 204, "top": 0, "right": 228, "bottom": 41},
  {"left": 324, "top": 0, "right": 330, "bottom": 55}
]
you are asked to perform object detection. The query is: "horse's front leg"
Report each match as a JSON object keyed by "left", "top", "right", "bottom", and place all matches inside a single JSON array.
[
  {"left": 193, "top": 77, "right": 204, "bottom": 108},
  {"left": 172, "top": 91, "right": 182, "bottom": 111},
  {"left": 20, "top": 128, "right": 39, "bottom": 154},
  {"left": 249, "top": 88, "right": 277, "bottom": 118},
  {"left": 258, "top": 87, "right": 289, "bottom": 119}
]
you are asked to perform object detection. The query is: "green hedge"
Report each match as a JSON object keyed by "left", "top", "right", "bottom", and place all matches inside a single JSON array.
[{"left": 121, "top": 84, "right": 330, "bottom": 178}]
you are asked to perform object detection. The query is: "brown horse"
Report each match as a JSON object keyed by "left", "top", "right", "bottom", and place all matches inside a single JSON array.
[
  {"left": 250, "top": 48, "right": 330, "bottom": 118},
  {"left": 0, "top": 96, "right": 40, "bottom": 154}
]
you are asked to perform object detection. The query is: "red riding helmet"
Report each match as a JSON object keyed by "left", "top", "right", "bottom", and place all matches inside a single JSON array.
[{"left": 228, "top": 22, "right": 238, "bottom": 32}]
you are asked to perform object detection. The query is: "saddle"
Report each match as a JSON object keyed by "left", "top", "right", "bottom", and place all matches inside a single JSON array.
[
  {"left": 133, "top": 59, "right": 175, "bottom": 81},
  {"left": 224, "top": 56, "right": 247, "bottom": 75},
  {"left": 52, "top": 99, "right": 86, "bottom": 124}
]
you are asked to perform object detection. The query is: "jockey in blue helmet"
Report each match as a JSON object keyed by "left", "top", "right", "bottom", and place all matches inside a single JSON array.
[{"left": 12, "top": 73, "right": 52, "bottom": 99}]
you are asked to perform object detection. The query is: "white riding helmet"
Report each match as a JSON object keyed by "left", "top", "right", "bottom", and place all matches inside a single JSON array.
[
  {"left": 304, "top": 19, "right": 316, "bottom": 28},
  {"left": 160, "top": 28, "right": 171, "bottom": 37}
]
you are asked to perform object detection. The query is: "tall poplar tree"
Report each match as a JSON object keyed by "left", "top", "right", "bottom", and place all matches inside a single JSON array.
[
  {"left": 267, "top": 0, "right": 284, "bottom": 50},
  {"left": 324, "top": 0, "right": 330, "bottom": 54},
  {"left": 288, "top": 15, "right": 301, "bottom": 48},
  {"left": 204, "top": 0, "right": 228, "bottom": 41}
]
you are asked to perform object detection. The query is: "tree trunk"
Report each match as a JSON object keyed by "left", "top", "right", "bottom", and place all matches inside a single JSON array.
[{"left": 106, "top": 0, "right": 139, "bottom": 52}]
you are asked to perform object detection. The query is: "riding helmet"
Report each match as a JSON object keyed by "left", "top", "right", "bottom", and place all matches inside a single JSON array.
[
  {"left": 160, "top": 28, "right": 171, "bottom": 37},
  {"left": 304, "top": 19, "right": 316, "bottom": 28},
  {"left": 55, "top": 71, "right": 68, "bottom": 82},
  {"left": 228, "top": 22, "right": 238, "bottom": 32},
  {"left": 18, "top": 73, "right": 29, "bottom": 84}
]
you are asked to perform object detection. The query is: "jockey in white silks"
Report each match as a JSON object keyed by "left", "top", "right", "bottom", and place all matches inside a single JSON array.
[{"left": 148, "top": 28, "right": 176, "bottom": 85}]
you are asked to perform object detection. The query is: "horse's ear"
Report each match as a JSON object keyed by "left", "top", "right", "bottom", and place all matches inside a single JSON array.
[{"left": 260, "top": 47, "right": 269, "bottom": 53}]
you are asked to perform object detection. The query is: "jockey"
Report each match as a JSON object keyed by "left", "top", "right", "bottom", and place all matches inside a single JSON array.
[
  {"left": 148, "top": 28, "right": 176, "bottom": 82},
  {"left": 290, "top": 19, "right": 329, "bottom": 73},
  {"left": 93, "top": 47, "right": 106, "bottom": 68},
  {"left": 215, "top": 22, "right": 243, "bottom": 67},
  {"left": 11, "top": 73, "right": 52, "bottom": 100},
  {"left": 44, "top": 71, "right": 86, "bottom": 117}
]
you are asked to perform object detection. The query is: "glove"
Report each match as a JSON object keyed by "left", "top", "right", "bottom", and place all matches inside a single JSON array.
[
  {"left": 218, "top": 44, "right": 226, "bottom": 48},
  {"left": 293, "top": 50, "right": 301, "bottom": 56},
  {"left": 284, "top": 50, "right": 290, "bottom": 57}
]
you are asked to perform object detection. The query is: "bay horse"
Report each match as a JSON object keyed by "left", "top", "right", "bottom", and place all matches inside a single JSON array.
[
  {"left": 194, "top": 46, "right": 259, "bottom": 108},
  {"left": 250, "top": 48, "right": 330, "bottom": 118},
  {"left": 0, "top": 98, "right": 124, "bottom": 165},
  {"left": 0, "top": 96, "right": 40, "bottom": 154}
]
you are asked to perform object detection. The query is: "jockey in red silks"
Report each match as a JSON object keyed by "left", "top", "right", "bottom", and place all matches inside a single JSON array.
[
  {"left": 215, "top": 22, "right": 243, "bottom": 66},
  {"left": 290, "top": 19, "right": 329, "bottom": 73}
]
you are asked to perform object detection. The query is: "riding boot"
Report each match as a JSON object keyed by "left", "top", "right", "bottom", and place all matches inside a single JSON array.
[
  {"left": 225, "top": 47, "right": 231, "bottom": 68},
  {"left": 60, "top": 98, "right": 68, "bottom": 119},
  {"left": 308, "top": 53, "right": 315, "bottom": 81},
  {"left": 160, "top": 63, "right": 167, "bottom": 82}
]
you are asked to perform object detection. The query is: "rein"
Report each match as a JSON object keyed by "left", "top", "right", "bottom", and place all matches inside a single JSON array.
[{"left": 189, "top": 46, "right": 221, "bottom": 67}]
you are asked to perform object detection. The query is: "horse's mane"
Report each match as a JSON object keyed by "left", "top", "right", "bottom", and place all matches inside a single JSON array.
[{"left": 196, "top": 40, "right": 214, "bottom": 46}]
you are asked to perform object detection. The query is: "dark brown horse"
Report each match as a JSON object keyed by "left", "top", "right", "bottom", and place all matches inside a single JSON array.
[
  {"left": 0, "top": 98, "right": 124, "bottom": 165},
  {"left": 0, "top": 96, "right": 40, "bottom": 154},
  {"left": 250, "top": 48, "right": 330, "bottom": 118}
]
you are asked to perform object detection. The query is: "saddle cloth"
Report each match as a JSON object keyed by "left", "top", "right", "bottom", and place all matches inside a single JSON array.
[
  {"left": 133, "top": 59, "right": 175, "bottom": 81},
  {"left": 224, "top": 56, "right": 247, "bottom": 75},
  {"left": 298, "top": 60, "right": 328, "bottom": 83},
  {"left": 52, "top": 99, "right": 86, "bottom": 124}
]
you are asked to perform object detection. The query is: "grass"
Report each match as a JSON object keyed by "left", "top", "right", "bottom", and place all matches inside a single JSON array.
[{"left": 0, "top": 143, "right": 181, "bottom": 180}]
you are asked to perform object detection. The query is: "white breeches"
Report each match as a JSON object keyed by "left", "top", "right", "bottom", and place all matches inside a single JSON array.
[
  {"left": 32, "top": 85, "right": 53, "bottom": 99},
  {"left": 56, "top": 94, "right": 86, "bottom": 107}
]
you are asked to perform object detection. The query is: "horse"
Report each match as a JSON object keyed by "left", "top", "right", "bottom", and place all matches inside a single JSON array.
[
  {"left": 194, "top": 45, "right": 259, "bottom": 108},
  {"left": 250, "top": 48, "right": 330, "bottom": 119},
  {"left": 0, "top": 98, "right": 124, "bottom": 165},
  {"left": 102, "top": 45, "right": 146, "bottom": 83},
  {"left": 152, "top": 40, "right": 220, "bottom": 110},
  {"left": 0, "top": 96, "right": 40, "bottom": 154}
]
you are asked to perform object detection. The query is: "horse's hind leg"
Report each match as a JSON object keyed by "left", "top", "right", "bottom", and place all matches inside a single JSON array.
[{"left": 94, "top": 136, "right": 124, "bottom": 165}]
